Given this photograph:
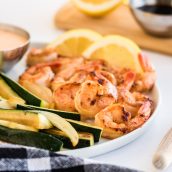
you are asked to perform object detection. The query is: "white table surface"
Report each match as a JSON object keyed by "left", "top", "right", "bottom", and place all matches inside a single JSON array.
[{"left": 0, "top": 0, "right": 172, "bottom": 171}]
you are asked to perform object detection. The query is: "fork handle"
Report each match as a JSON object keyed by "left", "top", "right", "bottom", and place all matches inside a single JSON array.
[{"left": 153, "top": 128, "right": 172, "bottom": 170}]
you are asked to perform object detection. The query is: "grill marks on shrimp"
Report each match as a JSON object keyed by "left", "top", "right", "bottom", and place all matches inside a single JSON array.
[
  {"left": 98, "top": 79, "right": 104, "bottom": 85},
  {"left": 19, "top": 54, "right": 155, "bottom": 139},
  {"left": 90, "top": 99, "right": 96, "bottom": 106},
  {"left": 121, "top": 107, "right": 130, "bottom": 122}
]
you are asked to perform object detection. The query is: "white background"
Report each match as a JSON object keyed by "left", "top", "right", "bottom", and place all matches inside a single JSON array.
[{"left": 0, "top": 0, "right": 172, "bottom": 171}]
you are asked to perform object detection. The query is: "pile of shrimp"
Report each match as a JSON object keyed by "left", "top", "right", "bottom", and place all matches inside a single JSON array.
[{"left": 19, "top": 48, "right": 156, "bottom": 139}]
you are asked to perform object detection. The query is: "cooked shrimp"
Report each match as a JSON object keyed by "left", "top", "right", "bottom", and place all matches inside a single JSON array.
[
  {"left": 117, "top": 70, "right": 136, "bottom": 104},
  {"left": 53, "top": 82, "right": 80, "bottom": 112},
  {"left": 74, "top": 80, "right": 117, "bottom": 119},
  {"left": 53, "top": 68, "right": 117, "bottom": 114},
  {"left": 119, "top": 90, "right": 152, "bottom": 117},
  {"left": 86, "top": 71, "right": 118, "bottom": 98},
  {"left": 51, "top": 77, "right": 66, "bottom": 91},
  {"left": 95, "top": 104, "right": 130, "bottom": 139},
  {"left": 52, "top": 58, "right": 111, "bottom": 88},
  {"left": 119, "top": 91, "right": 153, "bottom": 130},
  {"left": 127, "top": 100, "right": 152, "bottom": 131},
  {"left": 56, "top": 57, "right": 84, "bottom": 80},
  {"left": 95, "top": 96, "right": 152, "bottom": 139},
  {"left": 51, "top": 58, "right": 84, "bottom": 89},
  {"left": 19, "top": 61, "right": 60, "bottom": 87},
  {"left": 19, "top": 66, "right": 54, "bottom": 87},
  {"left": 112, "top": 68, "right": 132, "bottom": 85},
  {"left": 68, "top": 70, "right": 116, "bottom": 86},
  {"left": 133, "top": 53, "right": 156, "bottom": 92},
  {"left": 68, "top": 70, "right": 88, "bottom": 84},
  {"left": 76, "top": 59, "right": 107, "bottom": 72},
  {"left": 115, "top": 69, "right": 136, "bottom": 90},
  {"left": 27, "top": 48, "right": 58, "bottom": 66},
  {"left": 122, "top": 71, "right": 136, "bottom": 90},
  {"left": 99, "top": 70, "right": 117, "bottom": 85}
]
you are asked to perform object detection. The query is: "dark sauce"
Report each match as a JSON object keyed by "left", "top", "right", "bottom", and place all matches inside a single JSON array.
[{"left": 138, "top": 5, "right": 172, "bottom": 15}]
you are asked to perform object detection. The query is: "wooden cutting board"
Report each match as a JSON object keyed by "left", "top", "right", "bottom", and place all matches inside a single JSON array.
[{"left": 55, "top": 3, "right": 172, "bottom": 56}]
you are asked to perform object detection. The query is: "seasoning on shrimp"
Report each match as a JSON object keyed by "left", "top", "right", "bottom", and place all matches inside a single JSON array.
[
  {"left": 95, "top": 94, "right": 152, "bottom": 139},
  {"left": 132, "top": 53, "right": 156, "bottom": 92},
  {"left": 74, "top": 80, "right": 117, "bottom": 119},
  {"left": 19, "top": 52, "right": 156, "bottom": 140}
]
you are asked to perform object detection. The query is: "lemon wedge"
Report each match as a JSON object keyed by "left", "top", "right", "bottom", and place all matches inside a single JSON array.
[
  {"left": 47, "top": 29, "right": 102, "bottom": 57},
  {"left": 71, "top": 0, "right": 123, "bottom": 17},
  {"left": 123, "top": 0, "right": 129, "bottom": 5},
  {"left": 83, "top": 35, "right": 143, "bottom": 73}
]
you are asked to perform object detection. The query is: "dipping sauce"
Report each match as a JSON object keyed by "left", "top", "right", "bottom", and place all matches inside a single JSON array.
[
  {"left": 0, "top": 29, "right": 27, "bottom": 50},
  {"left": 138, "top": 5, "right": 172, "bottom": 15}
]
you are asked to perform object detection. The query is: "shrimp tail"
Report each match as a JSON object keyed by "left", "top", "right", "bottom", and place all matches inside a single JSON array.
[
  {"left": 128, "top": 100, "right": 152, "bottom": 131},
  {"left": 138, "top": 53, "right": 154, "bottom": 72}
]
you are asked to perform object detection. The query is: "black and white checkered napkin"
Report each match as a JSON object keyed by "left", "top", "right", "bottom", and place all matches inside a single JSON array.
[{"left": 0, "top": 143, "right": 141, "bottom": 172}]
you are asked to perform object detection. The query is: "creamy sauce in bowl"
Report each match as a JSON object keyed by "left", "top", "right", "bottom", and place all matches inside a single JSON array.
[{"left": 0, "top": 29, "right": 27, "bottom": 50}]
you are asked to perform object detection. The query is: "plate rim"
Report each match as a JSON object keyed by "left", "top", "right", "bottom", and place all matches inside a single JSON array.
[
  {"left": 10, "top": 42, "right": 161, "bottom": 158},
  {"left": 61, "top": 84, "right": 160, "bottom": 157}
]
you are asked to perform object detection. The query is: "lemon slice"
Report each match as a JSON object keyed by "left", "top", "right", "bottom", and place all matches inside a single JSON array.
[
  {"left": 47, "top": 29, "right": 102, "bottom": 57},
  {"left": 123, "top": 0, "right": 129, "bottom": 5},
  {"left": 83, "top": 35, "right": 143, "bottom": 73},
  {"left": 71, "top": 0, "right": 123, "bottom": 17}
]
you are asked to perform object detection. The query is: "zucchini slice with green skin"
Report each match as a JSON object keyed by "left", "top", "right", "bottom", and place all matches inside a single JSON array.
[
  {"left": 0, "top": 72, "right": 48, "bottom": 107},
  {"left": 0, "top": 97, "right": 22, "bottom": 109},
  {"left": 39, "top": 111, "right": 79, "bottom": 147},
  {"left": 0, "top": 76, "right": 25, "bottom": 104},
  {"left": 44, "top": 129, "right": 94, "bottom": 149},
  {"left": 0, "top": 99, "right": 14, "bottom": 109},
  {"left": 0, "top": 76, "right": 21, "bottom": 99},
  {"left": 0, "top": 125, "right": 63, "bottom": 151},
  {"left": 0, "top": 109, "right": 52, "bottom": 129},
  {"left": 0, "top": 120, "right": 38, "bottom": 132},
  {"left": 67, "top": 119, "right": 102, "bottom": 142},
  {"left": 17, "top": 104, "right": 80, "bottom": 121}
]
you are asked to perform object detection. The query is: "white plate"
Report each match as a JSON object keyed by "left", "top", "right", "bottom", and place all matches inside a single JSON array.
[{"left": 8, "top": 43, "right": 160, "bottom": 158}]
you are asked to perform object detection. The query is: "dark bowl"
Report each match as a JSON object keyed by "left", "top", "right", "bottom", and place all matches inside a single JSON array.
[{"left": 130, "top": 0, "right": 172, "bottom": 37}]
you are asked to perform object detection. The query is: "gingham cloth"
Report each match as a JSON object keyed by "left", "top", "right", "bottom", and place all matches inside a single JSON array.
[{"left": 0, "top": 143, "right": 141, "bottom": 172}]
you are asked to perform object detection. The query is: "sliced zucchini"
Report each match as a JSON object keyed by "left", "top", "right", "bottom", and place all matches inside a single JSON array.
[
  {"left": 17, "top": 104, "right": 80, "bottom": 121},
  {"left": 0, "top": 76, "right": 20, "bottom": 99},
  {"left": 0, "top": 109, "right": 52, "bottom": 129},
  {"left": 0, "top": 119, "right": 38, "bottom": 131},
  {"left": 0, "top": 125, "right": 63, "bottom": 151},
  {"left": 38, "top": 111, "right": 79, "bottom": 147},
  {"left": 67, "top": 119, "right": 102, "bottom": 142},
  {"left": 44, "top": 129, "right": 94, "bottom": 149},
  {"left": 0, "top": 99, "right": 14, "bottom": 109},
  {"left": 0, "top": 97, "right": 22, "bottom": 109},
  {"left": 0, "top": 72, "right": 48, "bottom": 107},
  {"left": 0, "top": 76, "right": 25, "bottom": 104}
]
